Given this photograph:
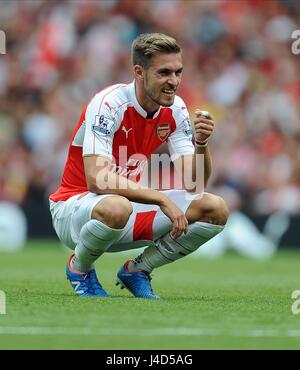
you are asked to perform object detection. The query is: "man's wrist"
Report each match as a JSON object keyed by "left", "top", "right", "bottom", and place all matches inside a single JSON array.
[{"left": 195, "top": 139, "right": 209, "bottom": 148}]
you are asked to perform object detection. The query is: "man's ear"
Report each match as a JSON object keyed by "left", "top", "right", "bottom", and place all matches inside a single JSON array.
[{"left": 133, "top": 65, "right": 144, "bottom": 80}]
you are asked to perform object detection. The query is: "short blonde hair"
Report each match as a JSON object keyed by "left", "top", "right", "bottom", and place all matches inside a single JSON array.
[{"left": 132, "top": 33, "right": 181, "bottom": 69}]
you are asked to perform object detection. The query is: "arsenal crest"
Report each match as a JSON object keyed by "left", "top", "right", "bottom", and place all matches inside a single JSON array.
[{"left": 157, "top": 123, "right": 171, "bottom": 142}]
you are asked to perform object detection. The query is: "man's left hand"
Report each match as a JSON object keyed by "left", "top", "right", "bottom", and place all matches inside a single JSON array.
[{"left": 194, "top": 110, "right": 215, "bottom": 144}]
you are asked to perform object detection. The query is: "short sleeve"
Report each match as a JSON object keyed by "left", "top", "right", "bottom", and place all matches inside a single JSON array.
[
  {"left": 167, "top": 99, "right": 195, "bottom": 161},
  {"left": 83, "top": 95, "right": 116, "bottom": 160}
]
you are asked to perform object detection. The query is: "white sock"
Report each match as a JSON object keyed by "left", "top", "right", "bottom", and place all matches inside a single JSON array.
[
  {"left": 71, "top": 219, "right": 122, "bottom": 273},
  {"left": 128, "top": 222, "right": 224, "bottom": 273}
]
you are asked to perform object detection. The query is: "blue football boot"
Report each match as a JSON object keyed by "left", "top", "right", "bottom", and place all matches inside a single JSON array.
[
  {"left": 116, "top": 260, "right": 160, "bottom": 299},
  {"left": 66, "top": 254, "right": 109, "bottom": 297}
]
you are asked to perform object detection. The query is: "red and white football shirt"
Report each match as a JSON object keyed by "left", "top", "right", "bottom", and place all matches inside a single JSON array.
[{"left": 49, "top": 82, "right": 194, "bottom": 202}]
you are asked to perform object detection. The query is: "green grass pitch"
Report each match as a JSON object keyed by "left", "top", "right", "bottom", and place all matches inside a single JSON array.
[{"left": 0, "top": 240, "right": 300, "bottom": 349}]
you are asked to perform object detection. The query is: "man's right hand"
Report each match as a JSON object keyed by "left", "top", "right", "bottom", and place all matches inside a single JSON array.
[{"left": 159, "top": 198, "right": 189, "bottom": 239}]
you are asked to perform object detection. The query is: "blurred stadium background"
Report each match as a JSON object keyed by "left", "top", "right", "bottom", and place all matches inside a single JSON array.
[
  {"left": 0, "top": 0, "right": 299, "bottom": 252},
  {"left": 1, "top": 0, "right": 300, "bottom": 350}
]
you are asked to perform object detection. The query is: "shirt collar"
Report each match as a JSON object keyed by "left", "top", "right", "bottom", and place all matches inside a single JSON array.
[{"left": 128, "top": 81, "right": 162, "bottom": 119}]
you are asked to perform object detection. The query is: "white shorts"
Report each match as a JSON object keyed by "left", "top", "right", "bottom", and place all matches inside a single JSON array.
[{"left": 49, "top": 190, "right": 202, "bottom": 252}]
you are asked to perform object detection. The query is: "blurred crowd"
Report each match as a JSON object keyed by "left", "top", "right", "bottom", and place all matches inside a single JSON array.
[{"left": 0, "top": 0, "right": 300, "bottom": 215}]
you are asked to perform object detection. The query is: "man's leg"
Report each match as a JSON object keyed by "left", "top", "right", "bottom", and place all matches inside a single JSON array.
[
  {"left": 126, "top": 193, "right": 229, "bottom": 273},
  {"left": 67, "top": 194, "right": 132, "bottom": 296},
  {"left": 71, "top": 195, "right": 132, "bottom": 273}
]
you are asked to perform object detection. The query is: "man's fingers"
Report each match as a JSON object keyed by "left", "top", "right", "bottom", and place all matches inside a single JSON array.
[
  {"left": 195, "top": 129, "right": 213, "bottom": 136},
  {"left": 194, "top": 122, "right": 214, "bottom": 130},
  {"left": 195, "top": 117, "right": 214, "bottom": 123},
  {"left": 184, "top": 217, "right": 189, "bottom": 234},
  {"left": 171, "top": 219, "right": 179, "bottom": 239},
  {"left": 171, "top": 220, "right": 180, "bottom": 239},
  {"left": 171, "top": 216, "right": 189, "bottom": 239},
  {"left": 195, "top": 124, "right": 214, "bottom": 133},
  {"left": 195, "top": 127, "right": 213, "bottom": 133}
]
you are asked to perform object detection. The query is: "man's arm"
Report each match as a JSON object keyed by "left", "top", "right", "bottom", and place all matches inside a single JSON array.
[
  {"left": 193, "top": 143, "right": 212, "bottom": 188},
  {"left": 84, "top": 154, "right": 188, "bottom": 239},
  {"left": 193, "top": 110, "right": 214, "bottom": 187},
  {"left": 173, "top": 110, "right": 214, "bottom": 191},
  {"left": 84, "top": 154, "right": 168, "bottom": 204}
]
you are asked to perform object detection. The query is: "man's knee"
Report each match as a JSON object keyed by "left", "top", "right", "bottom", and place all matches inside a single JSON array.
[
  {"left": 213, "top": 195, "right": 229, "bottom": 225},
  {"left": 92, "top": 196, "right": 133, "bottom": 229},
  {"left": 186, "top": 193, "right": 229, "bottom": 226}
]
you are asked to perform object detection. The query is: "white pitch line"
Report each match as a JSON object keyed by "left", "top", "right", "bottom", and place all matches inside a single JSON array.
[{"left": 0, "top": 327, "right": 300, "bottom": 338}]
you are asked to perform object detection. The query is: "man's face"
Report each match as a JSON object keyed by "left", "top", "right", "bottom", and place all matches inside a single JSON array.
[{"left": 143, "top": 52, "right": 183, "bottom": 107}]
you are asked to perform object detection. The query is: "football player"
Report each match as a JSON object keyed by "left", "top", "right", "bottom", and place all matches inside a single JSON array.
[{"left": 49, "top": 33, "right": 228, "bottom": 298}]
